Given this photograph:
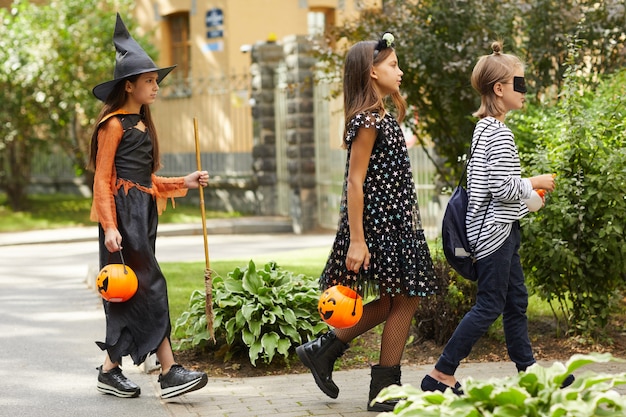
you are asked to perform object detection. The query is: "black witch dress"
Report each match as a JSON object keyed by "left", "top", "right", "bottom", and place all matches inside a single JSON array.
[
  {"left": 91, "top": 111, "right": 188, "bottom": 365},
  {"left": 319, "top": 111, "right": 439, "bottom": 298}
]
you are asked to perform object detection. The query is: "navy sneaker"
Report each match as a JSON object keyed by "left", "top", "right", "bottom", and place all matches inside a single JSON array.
[
  {"left": 421, "top": 374, "right": 464, "bottom": 396},
  {"left": 97, "top": 365, "right": 141, "bottom": 398},
  {"left": 159, "top": 364, "right": 208, "bottom": 399}
]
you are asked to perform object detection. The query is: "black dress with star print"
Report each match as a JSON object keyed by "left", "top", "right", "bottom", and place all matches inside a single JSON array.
[{"left": 319, "top": 111, "right": 439, "bottom": 298}]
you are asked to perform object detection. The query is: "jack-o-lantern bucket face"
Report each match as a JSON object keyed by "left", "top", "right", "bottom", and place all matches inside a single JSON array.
[
  {"left": 318, "top": 285, "right": 363, "bottom": 329},
  {"left": 96, "top": 263, "right": 138, "bottom": 302}
]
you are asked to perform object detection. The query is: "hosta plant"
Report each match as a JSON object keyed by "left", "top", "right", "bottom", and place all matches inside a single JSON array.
[
  {"left": 173, "top": 260, "right": 327, "bottom": 366},
  {"left": 375, "top": 353, "right": 626, "bottom": 416}
]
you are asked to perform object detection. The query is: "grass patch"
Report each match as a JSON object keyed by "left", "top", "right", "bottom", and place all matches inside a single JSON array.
[
  {"left": 0, "top": 193, "right": 240, "bottom": 232},
  {"left": 0, "top": 194, "right": 94, "bottom": 231},
  {"left": 162, "top": 247, "right": 330, "bottom": 320}
]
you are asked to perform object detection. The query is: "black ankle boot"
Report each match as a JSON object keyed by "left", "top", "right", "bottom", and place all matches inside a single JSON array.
[
  {"left": 367, "top": 364, "right": 402, "bottom": 412},
  {"left": 295, "top": 331, "right": 349, "bottom": 398}
]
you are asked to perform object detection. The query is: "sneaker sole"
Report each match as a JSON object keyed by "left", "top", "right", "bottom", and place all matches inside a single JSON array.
[
  {"left": 161, "top": 374, "right": 208, "bottom": 399},
  {"left": 97, "top": 381, "right": 141, "bottom": 398},
  {"left": 295, "top": 345, "right": 339, "bottom": 399}
]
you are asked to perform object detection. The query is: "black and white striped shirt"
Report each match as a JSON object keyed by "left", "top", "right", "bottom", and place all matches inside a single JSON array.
[{"left": 466, "top": 117, "right": 534, "bottom": 260}]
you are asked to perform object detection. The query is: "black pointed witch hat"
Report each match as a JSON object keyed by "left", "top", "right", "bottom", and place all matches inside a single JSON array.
[{"left": 92, "top": 13, "right": 176, "bottom": 102}]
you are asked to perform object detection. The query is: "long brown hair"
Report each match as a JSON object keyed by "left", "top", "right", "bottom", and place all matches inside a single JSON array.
[
  {"left": 86, "top": 75, "right": 161, "bottom": 172},
  {"left": 342, "top": 40, "right": 406, "bottom": 145}
]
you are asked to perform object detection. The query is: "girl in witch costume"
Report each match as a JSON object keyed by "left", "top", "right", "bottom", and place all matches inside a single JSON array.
[
  {"left": 87, "top": 13, "right": 209, "bottom": 399},
  {"left": 295, "top": 33, "right": 439, "bottom": 412}
]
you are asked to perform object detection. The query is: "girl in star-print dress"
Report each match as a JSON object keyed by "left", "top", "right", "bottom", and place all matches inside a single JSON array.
[
  {"left": 296, "top": 33, "right": 438, "bottom": 412},
  {"left": 320, "top": 111, "right": 437, "bottom": 298}
]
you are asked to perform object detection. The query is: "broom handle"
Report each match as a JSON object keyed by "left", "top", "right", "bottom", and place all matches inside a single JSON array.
[
  {"left": 193, "top": 118, "right": 210, "bottom": 270},
  {"left": 194, "top": 118, "right": 215, "bottom": 342}
]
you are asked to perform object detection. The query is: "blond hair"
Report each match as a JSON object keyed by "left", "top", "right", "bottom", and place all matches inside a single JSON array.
[{"left": 471, "top": 41, "right": 524, "bottom": 119}]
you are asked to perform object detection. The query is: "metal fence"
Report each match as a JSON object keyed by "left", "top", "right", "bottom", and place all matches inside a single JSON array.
[
  {"left": 152, "top": 73, "right": 254, "bottom": 177},
  {"left": 31, "top": 148, "right": 76, "bottom": 181}
]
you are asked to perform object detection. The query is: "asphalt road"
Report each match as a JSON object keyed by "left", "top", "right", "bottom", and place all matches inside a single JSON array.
[{"left": 0, "top": 232, "right": 333, "bottom": 417}]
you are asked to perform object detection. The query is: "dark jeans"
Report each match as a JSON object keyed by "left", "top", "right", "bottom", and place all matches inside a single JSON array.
[{"left": 435, "top": 222, "right": 535, "bottom": 375}]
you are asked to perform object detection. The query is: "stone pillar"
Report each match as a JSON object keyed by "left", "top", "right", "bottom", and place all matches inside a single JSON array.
[
  {"left": 250, "top": 40, "right": 284, "bottom": 215},
  {"left": 283, "top": 35, "right": 317, "bottom": 233}
]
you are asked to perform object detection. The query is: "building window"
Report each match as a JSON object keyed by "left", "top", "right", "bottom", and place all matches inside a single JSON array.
[
  {"left": 166, "top": 12, "right": 191, "bottom": 95},
  {"left": 308, "top": 11, "right": 325, "bottom": 37},
  {"left": 308, "top": 8, "right": 335, "bottom": 41}
]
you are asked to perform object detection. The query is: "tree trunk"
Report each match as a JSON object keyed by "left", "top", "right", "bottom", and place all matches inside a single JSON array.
[{"left": 2, "top": 135, "right": 33, "bottom": 212}]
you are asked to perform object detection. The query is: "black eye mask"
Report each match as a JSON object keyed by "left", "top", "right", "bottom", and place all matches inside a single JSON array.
[{"left": 513, "top": 76, "right": 527, "bottom": 93}]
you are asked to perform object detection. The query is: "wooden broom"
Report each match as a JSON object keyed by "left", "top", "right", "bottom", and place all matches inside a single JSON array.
[{"left": 193, "top": 117, "right": 215, "bottom": 342}]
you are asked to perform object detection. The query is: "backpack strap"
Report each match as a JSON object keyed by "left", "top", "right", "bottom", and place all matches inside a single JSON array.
[
  {"left": 462, "top": 119, "right": 495, "bottom": 258},
  {"left": 457, "top": 120, "right": 493, "bottom": 188}
]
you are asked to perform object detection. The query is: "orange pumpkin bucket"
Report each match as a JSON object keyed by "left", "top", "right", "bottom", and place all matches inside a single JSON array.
[
  {"left": 96, "top": 252, "right": 138, "bottom": 302},
  {"left": 318, "top": 285, "right": 363, "bottom": 329}
]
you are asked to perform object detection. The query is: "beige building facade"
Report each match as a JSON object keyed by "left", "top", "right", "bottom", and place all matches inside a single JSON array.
[{"left": 132, "top": 0, "right": 379, "bottom": 165}]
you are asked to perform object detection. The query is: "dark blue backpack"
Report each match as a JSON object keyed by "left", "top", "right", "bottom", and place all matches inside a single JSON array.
[{"left": 442, "top": 185, "right": 478, "bottom": 281}]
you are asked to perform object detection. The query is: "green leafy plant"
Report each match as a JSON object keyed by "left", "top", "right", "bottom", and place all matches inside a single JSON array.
[
  {"left": 376, "top": 353, "right": 626, "bottom": 416},
  {"left": 510, "top": 44, "right": 626, "bottom": 336},
  {"left": 173, "top": 260, "right": 327, "bottom": 366}
]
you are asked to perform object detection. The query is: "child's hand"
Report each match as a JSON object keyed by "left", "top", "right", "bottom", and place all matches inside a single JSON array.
[
  {"left": 346, "top": 241, "right": 371, "bottom": 273},
  {"left": 530, "top": 174, "right": 556, "bottom": 192},
  {"left": 104, "top": 228, "right": 123, "bottom": 253},
  {"left": 184, "top": 170, "right": 209, "bottom": 189}
]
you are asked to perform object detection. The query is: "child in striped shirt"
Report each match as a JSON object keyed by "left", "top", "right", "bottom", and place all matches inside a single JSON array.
[{"left": 420, "top": 41, "right": 563, "bottom": 395}]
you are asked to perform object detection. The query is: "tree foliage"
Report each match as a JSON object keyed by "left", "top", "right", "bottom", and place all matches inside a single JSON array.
[
  {"left": 0, "top": 0, "right": 142, "bottom": 210},
  {"left": 320, "top": 0, "right": 626, "bottom": 187}
]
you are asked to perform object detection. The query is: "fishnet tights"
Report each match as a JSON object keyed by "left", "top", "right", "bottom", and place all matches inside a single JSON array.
[{"left": 334, "top": 294, "right": 420, "bottom": 367}]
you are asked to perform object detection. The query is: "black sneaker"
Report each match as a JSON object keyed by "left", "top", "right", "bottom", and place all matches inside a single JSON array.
[
  {"left": 96, "top": 365, "right": 141, "bottom": 398},
  {"left": 159, "top": 364, "right": 208, "bottom": 399}
]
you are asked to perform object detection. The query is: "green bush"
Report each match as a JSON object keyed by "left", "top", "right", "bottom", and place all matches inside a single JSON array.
[
  {"left": 509, "top": 55, "right": 626, "bottom": 336},
  {"left": 376, "top": 353, "right": 626, "bottom": 416},
  {"left": 172, "top": 260, "right": 327, "bottom": 366}
]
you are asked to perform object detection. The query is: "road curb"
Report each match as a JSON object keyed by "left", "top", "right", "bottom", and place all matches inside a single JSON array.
[{"left": 0, "top": 216, "right": 294, "bottom": 247}]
